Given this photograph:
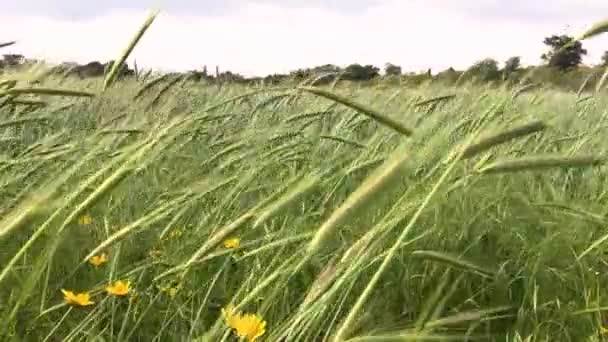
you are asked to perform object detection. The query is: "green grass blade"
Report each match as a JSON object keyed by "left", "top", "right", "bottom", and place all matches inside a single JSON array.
[
  {"left": 103, "top": 9, "right": 159, "bottom": 90},
  {"left": 298, "top": 86, "right": 414, "bottom": 136}
]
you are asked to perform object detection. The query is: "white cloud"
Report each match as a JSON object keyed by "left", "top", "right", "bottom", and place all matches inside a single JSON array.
[{"left": 1, "top": 1, "right": 607, "bottom": 77}]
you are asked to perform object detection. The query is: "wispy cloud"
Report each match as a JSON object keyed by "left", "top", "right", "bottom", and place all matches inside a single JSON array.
[{"left": 1, "top": 1, "right": 607, "bottom": 76}]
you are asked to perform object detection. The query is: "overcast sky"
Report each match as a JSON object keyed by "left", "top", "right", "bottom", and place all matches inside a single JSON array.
[{"left": 1, "top": 0, "right": 607, "bottom": 76}]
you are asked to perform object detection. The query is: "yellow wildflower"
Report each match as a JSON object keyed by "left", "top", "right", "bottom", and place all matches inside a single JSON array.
[
  {"left": 235, "top": 313, "right": 266, "bottom": 341},
  {"left": 223, "top": 238, "right": 240, "bottom": 249},
  {"left": 106, "top": 280, "right": 131, "bottom": 297},
  {"left": 222, "top": 304, "right": 266, "bottom": 341},
  {"left": 78, "top": 214, "right": 92, "bottom": 225},
  {"left": 222, "top": 305, "right": 239, "bottom": 331},
  {"left": 62, "top": 289, "right": 94, "bottom": 307},
  {"left": 89, "top": 253, "right": 108, "bottom": 267}
]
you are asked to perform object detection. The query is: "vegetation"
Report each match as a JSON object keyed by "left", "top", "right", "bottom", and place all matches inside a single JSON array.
[
  {"left": 2, "top": 13, "right": 608, "bottom": 342},
  {"left": 541, "top": 35, "right": 588, "bottom": 71},
  {"left": 384, "top": 63, "right": 402, "bottom": 77},
  {"left": 503, "top": 56, "right": 521, "bottom": 79},
  {"left": 467, "top": 58, "right": 501, "bottom": 83},
  {"left": 1, "top": 30, "right": 608, "bottom": 91}
]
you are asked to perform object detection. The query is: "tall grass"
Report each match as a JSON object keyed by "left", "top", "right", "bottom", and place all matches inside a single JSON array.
[{"left": 2, "top": 14, "right": 608, "bottom": 342}]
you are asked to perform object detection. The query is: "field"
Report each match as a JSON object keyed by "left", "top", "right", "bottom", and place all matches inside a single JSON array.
[
  {"left": 1, "top": 67, "right": 608, "bottom": 342},
  {"left": 2, "top": 13, "right": 608, "bottom": 342}
]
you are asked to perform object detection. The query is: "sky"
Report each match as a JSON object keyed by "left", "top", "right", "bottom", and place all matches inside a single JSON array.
[{"left": 1, "top": 0, "right": 607, "bottom": 77}]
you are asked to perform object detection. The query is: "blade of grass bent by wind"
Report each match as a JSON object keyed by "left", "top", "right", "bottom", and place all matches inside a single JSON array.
[
  {"left": 411, "top": 250, "right": 497, "bottom": 278},
  {"left": 571, "top": 18, "right": 608, "bottom": 92},
  {"left": 103, "top": 9, "right": 159, "bottom": 90},
  {"left": 574, "top": 18, "right": 608, "bottom": 42},
  {"left": 459, "top": 120, "right": 547, "bottom": 159},
  {"left": 476, "top": 155, "right": 604, "bottom": 174},
  {"left": 331, "top": 127, "right": 488, "bottom": 342},
  {"left": 302, "top": 143, "right": 412, "bottom": 266},
  {"left": 0, "top": 41, "right": 16, "bottom": 49},
  {"left": 0, "top": 87, "right": 94, "bottom": 98},
  {"left": 298, "top": 86, "right": 414, "bottom": 136}
]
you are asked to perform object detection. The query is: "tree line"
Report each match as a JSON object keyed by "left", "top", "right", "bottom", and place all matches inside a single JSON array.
[{"left": 1, "top": 34, "right": 607, "bottom": 89}]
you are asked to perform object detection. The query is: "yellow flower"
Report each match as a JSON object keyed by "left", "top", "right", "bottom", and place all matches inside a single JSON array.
[
  {"left": 222, "top": 304, "right": 235, "bottom": 318},
  {"left": 78, "top": 214, "right": 92, "bottom": 225},
  {"left": 601, "top": 326, "right": 608, "bottom": 335},
  {"left": 106, "top": 280, "right": 131, "bottom": 297},
  {"left": 222, "top": 304, "right": 266, "bottom": 341},
  {"left": 89, "top": 253, "right": 109, "bottom": 267},
  {"left": 62, "top": 289, "right": 94, "bottom": 307},
  {"left": 223, "top": 238, "right": 240, "bottom": 249},
  {"left": 235, "top": 313, "right": 266, "bottom": 341}
]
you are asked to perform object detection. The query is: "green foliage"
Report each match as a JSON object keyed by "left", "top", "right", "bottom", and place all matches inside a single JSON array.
[
  {"left": 521, "top": 65, "right": 604, "bottom": 92},
  {"left": 503, "top": 56, "right": 521, "bottom": 75},
  {"left": 1, "top": 54, "right": 25, "bottom": 68},
  {"left": 0, "top": 34, "right": 604, "bottom": 93},
  {"left": 601, "top": 51, "right": 608, "bottom": 67},
  {"left": 1, "top": 67, "right": 608, "bottom": 341},
  {"left": 467, "top": 58, "right": 501, "bottom": 82},
  {"left": 541, "top": 35, "right": 587, "bottom": 71},
  {"left": 432, "top": 67, "right": 462, "bottom": 85},
  {"left": 384, "top": 63, "right": 402, "bottom": 76},
  {"left": 343, "top": 64, "right": 380, "bottom": 81},
  {"left": 4, "top": 17, "right": 608, "bottom": 340}
]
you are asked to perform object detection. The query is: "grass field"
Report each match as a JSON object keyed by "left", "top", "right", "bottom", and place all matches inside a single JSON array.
[
  {"left": 2, "top": 68, "right": 608, "bottom": 342},
  {"left": 3, "top": 13, "right": 608, "bottom": 342}
]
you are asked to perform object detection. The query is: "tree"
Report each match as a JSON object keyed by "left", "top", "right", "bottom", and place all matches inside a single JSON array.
[
  {"left": 384, "top": 63, "right": 402, "bottom": 76},
  {"left": 2, "top": 54, "right": 24, "bottom": 67},
  {"left": 468, "top": 58, "right": 501, "bottom": 82},
  {"left": 78, "top": 61, "right": 105, "bottom": 78},
  {"left": 504, "top": 56, "right": 521, "bottom": 74},
  {"left": 343, "top": 64, "right": 380, "bottom": 81},
  {"left": 287, "top": 64, "right": 341, "bottom": 84},
  {"left": 434, "top": 67, "right": 461, "bottom": 84},
  {"left": 311, "top": 64, "right": 341, "bottom": 74},
  {"left": 104, "top": 60, "right": 134, "bottom": 78},
  {"left": 216, "top": 70, "right": 246, "bottom": 83},
  {"left": 601, "top": 51, "right": 608, "bottom": 67},
  {"left": 541, "top": 35, "right": 587, "bottom": 71},
  {"left": 291, "top": 68, "right": 310, "bottom": 80}
]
